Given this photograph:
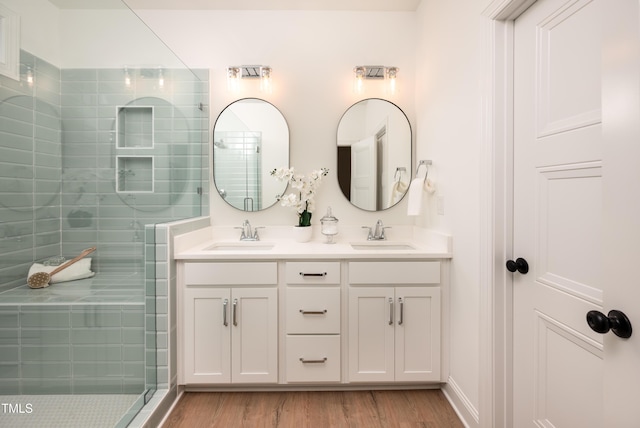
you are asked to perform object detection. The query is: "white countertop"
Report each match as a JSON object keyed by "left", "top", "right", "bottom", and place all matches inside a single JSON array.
[{"left": 174, "top": 225, "right": 452, "bottom": 260}]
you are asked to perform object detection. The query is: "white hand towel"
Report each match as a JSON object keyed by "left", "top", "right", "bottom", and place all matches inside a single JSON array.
[
  {"left": 28, "top": 258, "right": 95, "bottom": 284},
  {"left": 424, "top": 178, "right": 436, "bottom": 194},
  {"left": 389, "top": 180, "right": 409, "bottom": 205}
]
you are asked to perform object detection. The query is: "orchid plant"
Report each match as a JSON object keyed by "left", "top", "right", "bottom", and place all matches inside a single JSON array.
[{"left": 270, "top": 167, "right": 329, "bottom": 227}]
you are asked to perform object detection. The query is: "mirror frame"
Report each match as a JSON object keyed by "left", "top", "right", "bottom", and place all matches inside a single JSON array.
[
  {"left": 212, "top": 97, "right": 290, "bottom": 212},
  {"left": 336, "top": 98, "right": 412, "bottom": 211}
]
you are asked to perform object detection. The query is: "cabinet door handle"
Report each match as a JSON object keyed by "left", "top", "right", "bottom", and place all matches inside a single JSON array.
[
  {"left": 223, "top": 299, "right": 229, "bottom": 327},
  {"left": 388, "top": 297, "right": 394, "bottom": 325},
  {"left": 232, "top": 298, "right": 238, "bottom": 326},
  {"left": 398, "top": 297, "right": 404, "bottom": 325},
  {"left": 299, "top": 309, "right": 328, "bottom": 315},
  {"left": 299, "top": 357, "right": 327, "bottom": 364},
  {"left": 299, "top": 272, "right": 327, "bottom": 277}
]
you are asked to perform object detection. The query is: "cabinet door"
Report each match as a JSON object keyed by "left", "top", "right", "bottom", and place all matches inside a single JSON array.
[
  {"left": 231, "top": 288, "right": 278, "bottom": 383},
  {"left": 395, "top": 287, "right": 441, "bottom": 382},
  {"left": 348, "top": 287, "right": 395, "bottom": 382},
  {"left": 183, "top": 287, "right": 231, "bottom": 384}
]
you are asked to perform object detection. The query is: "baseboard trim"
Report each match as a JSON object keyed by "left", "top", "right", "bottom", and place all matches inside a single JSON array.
[{"left": 442, "top": 377, "right": 480, "bottom": 428}]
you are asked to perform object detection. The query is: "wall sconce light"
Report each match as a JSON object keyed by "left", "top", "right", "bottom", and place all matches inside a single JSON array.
[
  {"left": 353, "top": 65, "right": 399, "bottom": 95},
  {"left": 227, "top": 65, "right": 273, "bottom": 93}
]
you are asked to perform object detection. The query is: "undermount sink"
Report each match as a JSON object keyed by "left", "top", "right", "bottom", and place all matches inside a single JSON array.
[
  {"left": 350, "top": 242, "right": 416, "bottom": 251},
  {"left": 203, "top": 242, "right": 275, "bottom": 251}
]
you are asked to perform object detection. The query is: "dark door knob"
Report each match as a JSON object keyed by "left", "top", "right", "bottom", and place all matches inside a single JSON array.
[
  {"left": 586, "top": 309, "right": 632, "bottom": 339},
  {"left": 506, "top": 258, "right": 529, "bottom": 274}
]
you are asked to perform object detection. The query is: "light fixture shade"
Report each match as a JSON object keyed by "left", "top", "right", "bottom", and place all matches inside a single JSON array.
[
  {"left": 124, "top": 67, "right": 131, "bottom": 88},
  {"left": 353, "top": 66, "right": 366, "bottom": 94},
  {"left": 227, "top": 66, "right": 241, "bottom": 92},
  {"left": 386, "top": 66, "right": 399, "bottom": 95},
  {"left": 259, "top": 66, "right": 272, "bottom": 93},
  {"left": 158, "top": 67, "right": 165, "bottom": 89}
]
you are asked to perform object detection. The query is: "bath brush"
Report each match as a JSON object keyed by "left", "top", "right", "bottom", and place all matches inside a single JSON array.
[{"left": 27, "top": 247, "right": 96, "bottom": 289}]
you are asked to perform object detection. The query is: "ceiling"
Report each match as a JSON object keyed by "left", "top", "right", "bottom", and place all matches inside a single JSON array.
[{"left": 49, "top": 0, "right": 422, "bottom": 11}]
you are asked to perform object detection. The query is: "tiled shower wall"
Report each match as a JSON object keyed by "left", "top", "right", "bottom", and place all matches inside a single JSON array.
[
  {"left": 0, "top": 50, "right": 209, "bottom": 293},
  {"left": 0, "top": 51, "right": 62, "bottom": 292},
  {"left": 60, "top": 66, "right": 208, "bottom": 274},
  {"left": 0, "top": 303, "right": 145, "bottom": 394}
]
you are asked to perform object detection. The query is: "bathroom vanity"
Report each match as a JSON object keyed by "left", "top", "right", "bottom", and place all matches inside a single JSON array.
[{"left": 174, "top": 226, "right": 451, "bottom": 390}]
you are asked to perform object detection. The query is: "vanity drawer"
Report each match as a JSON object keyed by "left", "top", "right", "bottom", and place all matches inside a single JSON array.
[
  {"left": 285, "top": 335, "right": 341, "bottom": 383},
  {"left": 349, "top": 261, "right": 440, "bottom": 285},
  {"left": 184, "top": 262, "right": 278, "bottom": 285},
  {"left": 286, "top": 288, "right": 340, "bottom": 334},
  {"left": 285, "top": 262, "right": 341, "bottom": 285}
]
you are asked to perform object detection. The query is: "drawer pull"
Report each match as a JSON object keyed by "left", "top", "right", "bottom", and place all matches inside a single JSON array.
[
  {"left": 299, "top": 272, "right": 327, "bottom": 277},
  {"left": 299, "top": 309, "right": 328, "bottom": 315},
  {"left": 299, "top": 357, "right": 328, "bottom": 364}
]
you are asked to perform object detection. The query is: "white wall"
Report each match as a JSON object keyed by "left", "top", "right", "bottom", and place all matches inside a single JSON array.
[
  {"left": 415, "top": 0, "right": 486, "bottom": 423},
  {"left": 128, "top": 9, "right": 417, "bottom": 227},
  {"left": 59, "top": 10, "right": 187, "bottom": 68},
  {"left": 2, "top": 0, "right": 61, "bottom": 66}
]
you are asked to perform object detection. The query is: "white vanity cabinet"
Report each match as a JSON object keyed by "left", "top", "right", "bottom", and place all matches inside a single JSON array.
[
  {"left": 176, "top": 238, "right": 450, "bottom": 390},
  {"left": 284, "top": 262, "right": 341, "bottom": 383},
  {"left": 348, "top": 261, "right": 442, "bottom": 383},
  {"left": 180, "top": 262, "right": 278, "bottom": 385}
]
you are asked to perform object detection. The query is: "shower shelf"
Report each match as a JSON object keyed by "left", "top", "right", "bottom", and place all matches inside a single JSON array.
[
  {"left": 116, "top": 106, "right": 154, "bottom": 148},
  {"left": 116, "top": 156, "right": 154, "bottom": 193}
]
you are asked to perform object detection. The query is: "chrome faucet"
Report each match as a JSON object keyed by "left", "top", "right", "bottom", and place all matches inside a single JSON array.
[
  {"left": 236, "top": 219, "right": 262, "bottom": 241},
  {"left": 362, "top": 219, "right": 391, "bottom": 241}
]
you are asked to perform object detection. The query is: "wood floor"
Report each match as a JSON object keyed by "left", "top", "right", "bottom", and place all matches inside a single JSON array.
[{"left": 162, "top": 390, "right": 464, "bottom": 428}]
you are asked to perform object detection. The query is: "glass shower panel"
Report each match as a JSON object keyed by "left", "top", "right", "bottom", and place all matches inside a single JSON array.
[{"left": 0, "top": 0, "right": 208, "bottom": 426}]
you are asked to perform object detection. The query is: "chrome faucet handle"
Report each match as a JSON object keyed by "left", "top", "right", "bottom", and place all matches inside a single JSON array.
[
  {"left": 380, "top": 226, "right": 391, "bottom": 240},
  {"left": 252, "top": 227, "right": 264, "bottom": 241},
  {"left": 362, "top": 226, "right": 374, "bottom": 240},
  {"left": 234, "top": 226, "right": 247, "bottom": 240}
]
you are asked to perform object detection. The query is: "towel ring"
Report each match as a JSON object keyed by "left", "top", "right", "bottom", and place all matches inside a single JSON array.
[
  {"left": 415, "top": 160, "right": 432, "bottom": 183},
  {"left": 394, "top": 167, "right": 406, "bottom": 183}
]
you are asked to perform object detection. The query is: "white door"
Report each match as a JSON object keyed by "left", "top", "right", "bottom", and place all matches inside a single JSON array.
[
  {"left": 231, "top": 288, "right": 278, "bottom": 383},
  {"left": 351, "top": 135, "right": 377, "bottom": 210},
  {"left": 512, "top": 0, "right": 640, "bottom": 426},
  {"left": 183, "top": 287, "right": 231, "bottom": 384},
  {"left": 600, "top": 3, "right": 640, "bottom": 424}
]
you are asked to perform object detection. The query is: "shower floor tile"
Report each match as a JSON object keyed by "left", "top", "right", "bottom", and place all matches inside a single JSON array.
[{"left": 0, "top": 394, "right": 139, "bottom": 427}]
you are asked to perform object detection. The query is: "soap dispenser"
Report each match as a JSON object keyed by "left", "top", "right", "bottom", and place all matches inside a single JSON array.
[{"left": 320, "top": 207, "right": 339, "bottom": 244}]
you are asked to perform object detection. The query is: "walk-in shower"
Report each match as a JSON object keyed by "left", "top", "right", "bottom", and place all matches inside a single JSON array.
[{"left": 0, "top": 1, "right": 208, "bottom": 426}]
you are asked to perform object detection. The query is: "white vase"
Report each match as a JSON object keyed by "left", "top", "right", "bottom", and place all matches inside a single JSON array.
[{"left": 293, "top": 225, "right": 313, "bottom": 243}]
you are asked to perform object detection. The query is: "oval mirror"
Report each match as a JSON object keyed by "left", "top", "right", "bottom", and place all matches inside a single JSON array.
[
  {"left": 213, "top": 98, "right": 290, "bottom": 211},
  {"left": 336, "top": 98, "right": 412, "bottom": 211}
]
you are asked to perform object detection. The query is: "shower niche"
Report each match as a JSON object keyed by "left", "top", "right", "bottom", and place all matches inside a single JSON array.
[
  {"left": 117, "top": 105, "right": 154, "bottom": 148},
  {"left": 116, "top": 105, "right": 154, "bottom": 193},
  {"left": 116, "top": 156, "right": 154, "bottom": 192}
]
